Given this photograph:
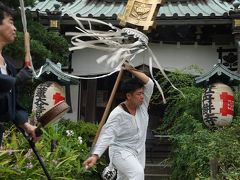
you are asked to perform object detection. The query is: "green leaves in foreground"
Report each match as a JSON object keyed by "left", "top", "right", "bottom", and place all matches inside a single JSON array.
[{"left": 0, "top": 120, "right": 106, "bottom": 179}]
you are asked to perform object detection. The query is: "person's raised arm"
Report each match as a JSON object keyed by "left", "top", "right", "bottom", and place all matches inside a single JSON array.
[{"left": 123, "top": 62, "right": 149, "bottom": 84}]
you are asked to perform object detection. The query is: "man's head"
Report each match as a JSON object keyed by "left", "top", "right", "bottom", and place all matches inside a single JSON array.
[
  {"left": 121, "top": 78, "right": 145, "bottom": 106},
  {"left": 0, "top": 2, "right": 13, "bottom": 24},
  {"left": 0, "top": 2, "right": 16, "bottom": 44}
]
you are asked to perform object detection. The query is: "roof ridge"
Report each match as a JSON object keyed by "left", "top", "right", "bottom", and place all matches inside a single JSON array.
[{"left": 28, "top": 0, "right": 232, "bottom": 18}]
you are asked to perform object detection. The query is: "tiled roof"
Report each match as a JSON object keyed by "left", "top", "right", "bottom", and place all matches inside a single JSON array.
[
  {"left": 195, "top": 63, "right": 240, "bottom": 86},
  {"left": 35, "top": 59, "right": 79, "bottom": 84},
  {"left": 28, "top": 0, "right": 232, "bottom": 18}
]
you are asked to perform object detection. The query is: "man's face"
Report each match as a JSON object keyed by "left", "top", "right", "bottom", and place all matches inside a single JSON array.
[
  {"left": 0, "top": 14, "right": 16, "bottom": 44},
  {"left": 127, "top": 87, "right": 144, "bottom": 107}
]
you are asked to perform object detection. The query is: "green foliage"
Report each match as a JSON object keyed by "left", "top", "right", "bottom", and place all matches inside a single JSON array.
[
  {"left": 28, "top": 21, "right": 69, "bottom": 66},
  {"left": 171, "top": 118, "right": 240, "bottom": 180},
  {"left": 4, "top": 32, "right": 52, "bottom": 68},
  {"left": 17, "top": 80, "right": 43, "bottom": 113},
  {"left": 1, "top": 0, "right": 36, "bottom": 8},
  {"left": 0, "top": 120, "right": 106, "bottom": 179},
  {"left": 154, "top": 67, "right": 240, "bottom": 179},
  {"left": 151, "top": 65, "right": 203, "bottom": 104},
  {"left": 3, "top": 4, "right": 69, "bottom": 69},
  {"left": 153, "top": 66, "right": 204, "bottom": 134},
  {"left": 4, "top": 21, "right": 69, "bottom": 69}
]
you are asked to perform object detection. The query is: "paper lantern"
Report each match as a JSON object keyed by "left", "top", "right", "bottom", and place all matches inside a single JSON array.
[
  {"left": 202, "top": 82, "right": 234, "bottom": 128},
  {"left": 32, "top": 81, "right": 69, "bottom": 127}
]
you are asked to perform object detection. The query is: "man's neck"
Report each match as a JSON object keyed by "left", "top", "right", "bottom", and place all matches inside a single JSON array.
[
  {"left": 124, "top": 101, "right": 137, "bottom": 115},
  {"left": 0, "top": 54, "right": 5, "bottom": 66},
  {"left": 0, "top": 39, "right": 7, "bottom": 66}
]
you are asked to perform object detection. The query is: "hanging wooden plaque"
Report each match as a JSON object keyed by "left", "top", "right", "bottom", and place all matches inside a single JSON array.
[{"left": 118, "top": 0, "right": 165, "bottom": 31}]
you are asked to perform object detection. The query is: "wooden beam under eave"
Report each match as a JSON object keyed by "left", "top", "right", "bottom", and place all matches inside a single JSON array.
[
  {"left": 85, "top": 79, "right": 97, "bottom": 123},
  {"left": 154, "top": 18, "right": 232, "bottom": 25}
]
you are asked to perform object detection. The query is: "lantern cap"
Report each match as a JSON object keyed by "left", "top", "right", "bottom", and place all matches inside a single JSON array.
[
  {"left": 195, "top": 62, "right": 240, "bottom": 87},
  {"left": 35, "top": 59, "right": 79, "bottom": 84}
]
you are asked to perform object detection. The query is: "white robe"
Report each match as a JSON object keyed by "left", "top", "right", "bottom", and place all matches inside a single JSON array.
[{"left": 92, "top": 79, "right": 154, "bottom": 179}]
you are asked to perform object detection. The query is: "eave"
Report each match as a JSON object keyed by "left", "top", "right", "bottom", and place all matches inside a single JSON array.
[
  {"left": 195, "top": 63, "right": 240, "bottom": 86},
  {"left": 27, "top": 0, "right": 233, "bottom": 26},
  {"left": 35, "top": 59, "right": 79, "bottom": 84}
]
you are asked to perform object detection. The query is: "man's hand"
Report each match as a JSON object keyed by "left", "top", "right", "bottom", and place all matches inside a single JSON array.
[
  {"left": 20, "top": 122, "right": 40, "bottom": 143},
  {"left": 15, "top": 67, "right": 33, "bottom": 85},
  {"left": 83, "top": 154, "right": 99, "bottom": 169},
  {"left": 122, "top": 61, "right": 137, "bottom": 72}
]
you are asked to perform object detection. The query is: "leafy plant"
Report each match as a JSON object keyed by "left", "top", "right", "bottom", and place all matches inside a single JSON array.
[
  {"left": 0, "top": 119, "right": 107, "bottom": 179},
  {"left": 153, "top": 66, "right": 204, "bottom": 134},
  {"left": 153, "top": 66, "right": 240, "bottom": 179}
]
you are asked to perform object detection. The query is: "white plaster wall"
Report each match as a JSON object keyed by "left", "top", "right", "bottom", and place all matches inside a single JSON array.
[
  {"left": 63, "top": 84, "right": 79, "bottom": 121},
  {"left": 71, "top": 43, "right": 234, "bottom": 75},
  {"left": 146, "top": 44, "right": 231, "bottom": 72}
]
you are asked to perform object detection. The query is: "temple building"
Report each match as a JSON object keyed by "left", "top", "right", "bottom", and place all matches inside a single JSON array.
[{"left": 28, "top": 0, "right": 238, "bottom": 125}]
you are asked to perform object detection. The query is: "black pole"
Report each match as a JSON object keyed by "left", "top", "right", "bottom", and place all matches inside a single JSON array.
[
  {"left": 0, "top": 123, "right": 4, "bottom": 147},
  {"left": 18, "top": 128, "right": 51, "bottom": 180},
  {"left": 77, "top": 80, "right": 82, "bottom": 121}
]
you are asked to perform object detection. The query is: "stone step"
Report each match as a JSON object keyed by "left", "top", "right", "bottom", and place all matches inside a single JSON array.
[
  {"left": 146, "top": 145, "right": 172, "bottom": 163},
  {"left": 146, "top": 150, "right": 171, "bottom": 159},
  {"left": 146, "top": 134, "right": 172, "bottom": 163},
  {"left": 145, "top": 163, "right": 171, "bottom": 175},
  {"left": 145, "top": 135, "right": 172, "bottom": 179},
  {"left": 146, "top": 158, "right": 169, "bottom": 164},
  {"left": 145, "top": 174, "right": 171, "bottom": 180}
]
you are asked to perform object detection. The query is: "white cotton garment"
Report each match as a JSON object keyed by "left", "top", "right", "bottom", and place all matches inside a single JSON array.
[
  {"left": 0, "top": 63, "right": 7, "bottom": 75},
  {"left": 92, "top": 79, "right": 154, "bottom": 170}
]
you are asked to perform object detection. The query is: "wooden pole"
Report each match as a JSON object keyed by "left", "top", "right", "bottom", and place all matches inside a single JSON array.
[
  {"left": 24, "top": 32, "right": 32, "bottom": 68},
  {"left": 92, "top": 68, "right": 124, "bottom": 146},
  {"left": 210, "top": 158, "right": 219, "bottom": 180},
  {"left": 19, "top": 0, "right": 35, "bottom": 74}
]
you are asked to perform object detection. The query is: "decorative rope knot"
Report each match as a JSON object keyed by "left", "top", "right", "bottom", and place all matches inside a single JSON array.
[{"left": 122, "top": 28, "right": 149, "bottom": 45}]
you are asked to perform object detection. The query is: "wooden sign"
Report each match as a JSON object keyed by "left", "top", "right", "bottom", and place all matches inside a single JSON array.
[{"left": 118, "top": 0, "right": 165, "bottom": 31}]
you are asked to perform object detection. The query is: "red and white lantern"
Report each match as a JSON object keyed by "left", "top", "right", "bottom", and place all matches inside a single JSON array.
[
  {"left": 32, "top": 81, "right": 69, "bottom": 126},
  {"left": 202, "top": 82, "right": 234, "bottom": 128}
]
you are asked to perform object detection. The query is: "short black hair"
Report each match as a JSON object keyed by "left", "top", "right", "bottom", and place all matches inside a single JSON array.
[
  {"left": 0, "top": 2, "right": 13, "bottom": 25},
  {"left": 121, "top": 78, "right": 144, "bottom": 95}
]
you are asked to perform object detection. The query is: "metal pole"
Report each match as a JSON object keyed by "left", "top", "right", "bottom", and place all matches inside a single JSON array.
[
  {"left": 77, "top": 80, "right": 82, "bottom": 121},
  {"left": 18, "top": 128, "right": 51, "bottom": 180}
]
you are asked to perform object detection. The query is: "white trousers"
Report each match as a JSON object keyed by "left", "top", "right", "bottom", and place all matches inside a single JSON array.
[{"left": 112, "top": 150, "right": 144, "bottom": 180}]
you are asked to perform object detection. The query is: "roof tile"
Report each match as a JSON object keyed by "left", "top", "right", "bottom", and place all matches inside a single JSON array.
[{"left": 28, "top": 0, "right": 232, "bottom": 18}]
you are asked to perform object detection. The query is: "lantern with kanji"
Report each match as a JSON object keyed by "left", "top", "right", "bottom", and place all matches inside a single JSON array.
[
  {"left": 196, "top": 62, "right": 240, "bottom": 128},
  {"left": 32, "top": 81, "right": 69, "bottom": 126},
  {"left": 202, "top": 82, "right": 234, "bottom": 127},
  {"left": 195, "top": 62, "right": 240, "bottom": 128}
]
